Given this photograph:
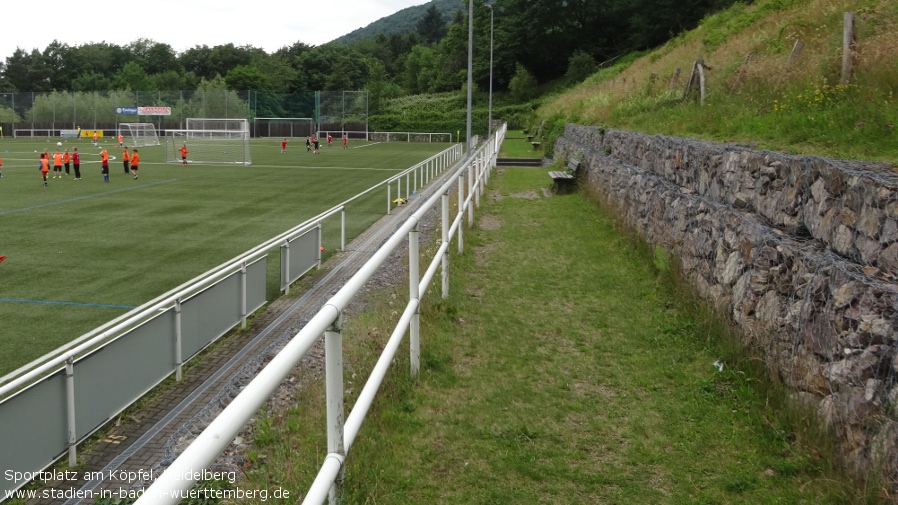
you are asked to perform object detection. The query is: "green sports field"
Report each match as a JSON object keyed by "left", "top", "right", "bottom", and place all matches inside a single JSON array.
[{"left": 0, "top": 136, "right": 450, "bottom": 377}]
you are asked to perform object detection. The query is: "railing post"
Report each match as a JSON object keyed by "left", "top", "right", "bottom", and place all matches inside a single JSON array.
[
  {"left": 387, "top": 184, "right": 392, "bottom": 215},
  {"left": 340, "top": 208, "right": 346, "bottom": 252},
  {"left": 467, "top": 163, "right": 474, "bottom": 226},
  {"left": 175, "top": 298, "right": 183, "bottom": 381},
  {"left": 65, "top": 356, "right": 77, "bottom": 466},
  {"left": 409, "top": 223, "right": 420, "bottom": 378},
  {"left": 240, "top": 262, "right": 247, "bottom": 330},
  {"left": 475, "top": 156, "right": 481, "bottom": 209},
  {"left": 283, "top": 240, "right": 291, "bottom": 295},
  {"left": 317, "top": 224, "right": 323, "bottom": 269},
  {"left": 458, "top": 174, "right": 465, "bottom": 254},
  {"left": 325, "top": 314, "right": 345, "bottom": 504},
  {"left": 441, "top": 192, "right": 449, "bottom": 299}
]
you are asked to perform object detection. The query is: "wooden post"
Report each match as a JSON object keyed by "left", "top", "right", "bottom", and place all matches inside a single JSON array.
[
  {"left": 669, "top": 67, "right": 681, "bottom": 89},
  {"left": 697, "top": 57, "right": 707, "bottom": 107},
  {"left": 841, "top": 12, "right": 855, "bottom": 84}
]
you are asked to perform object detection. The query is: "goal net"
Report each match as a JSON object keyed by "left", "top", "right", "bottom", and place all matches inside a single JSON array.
[
  {"left": 254, "top": 118, "right": 314, "bottom": 138},
  {"left": 119, "top": 123, "right": 160, "bottom": 147},
  {"left": 186, "top": 118, "right": 249, "bottom": 134},
  {"left": 165, "top": 130, "right": 252, "bottom": 166}
]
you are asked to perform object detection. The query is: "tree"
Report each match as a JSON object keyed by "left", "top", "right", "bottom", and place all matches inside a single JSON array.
[
  {"left": 113, "top": 62, "right": 154, "bottom": 91},
  {"left": 416, "top": 4, "right": 448, "bottom": 44},
  {"left": 508, "top": 63, "right": 538, "bottom": 102},
  {"left": 565, "top": 50, "right": 597, "bottom": 86}
]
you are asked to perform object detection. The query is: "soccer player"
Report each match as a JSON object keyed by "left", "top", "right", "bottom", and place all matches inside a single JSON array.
[
  {"left": 63, "top": 149, "right": 71, "bottom": 176},
  {"left": 281, "top": 138, "right": 287, "bottom": 154},
  {"left": 52, "top": 150, "right": 63, "bottom": 178},
  {"left": 118, "top": 133, "right": 124, "bottom": 147},
  {"left": 38, "top": 153, "right": 49, "bottom": 186},
  {"left": 178, "top": 144, "right": 189, "bottom": 166},
  {"left": 343, "top": 134, "right": 348, "bottom": 149},
  {"left": 92, "top": 131, "right": 98, "bottom": 146},
  {"left": 306, "top": 136, "right": 311, "bottom": 153},
  {"left": 72, "top": 148, "right": 81, "bottom": 180},
  {"left": 130, "top": 148, "right": 140, "bottom": 179},
  {"left": 313, "top": 136, "right": 320, "bottom": 154},
  {"left": 76, "top": 126, "right": 82, "bottom": 141},
  {"left": 100, "top": 148, "right": 109, "bottom": 183},
  {"left": 327, "top": 134, "right": 332, "bottom": 147},
  {"left": 0, "top": 156, "right": 3, "bottom": 178},
  {"left": 122, "top": 147, "right": 130, "bottom": 174}
]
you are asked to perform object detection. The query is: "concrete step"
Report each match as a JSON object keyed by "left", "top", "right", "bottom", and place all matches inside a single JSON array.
[{"left": 496, "top": 157, "right": 542, "bottom": 167}]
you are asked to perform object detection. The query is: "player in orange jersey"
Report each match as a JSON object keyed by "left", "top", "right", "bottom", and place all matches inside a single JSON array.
[
  {"left": 130, "top": 148, "right": 140, "bottom": 179},
  {"left": 122, "top": 147, "right": 130, "bottom": 174},
  {"left": 178, "top": 144, "right": 189, "bottom": 166},
  {"left": 63, "top": 149, "right": 71, "bottom": 176},
  {"left": 52, "top": 150, "right": 63, "bottom": 178},
  {"left": 100, "top": 148, "right": 109, "bottom": 182},
  {"left": 38, "top": 153, "right": 50, "bottom": 186}
]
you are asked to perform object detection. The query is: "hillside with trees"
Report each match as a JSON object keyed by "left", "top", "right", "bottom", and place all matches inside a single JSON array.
[{"left": 0, "top": 0, "right": 743, "bottom": 133}]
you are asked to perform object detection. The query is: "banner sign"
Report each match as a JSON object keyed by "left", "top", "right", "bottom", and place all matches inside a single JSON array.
[
  {"left": 60, "top": 130, "right": 79, "bottom": 138},
  {"left": 138, "top": 106, "right": 172, "bottom": 116},
  {"left": 116, "top": 107, "right": 138, "bottom": 115}
]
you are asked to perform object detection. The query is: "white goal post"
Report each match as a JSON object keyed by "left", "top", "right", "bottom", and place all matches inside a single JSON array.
[
  {"left": 119, "top": 123, "right": 160, "bottom": 147},
  {"left": 253, "top": 117, "right": 315, "bottom": 138},
  {"left": 165, "top": 129, "right": 252, "bottom": 166}
]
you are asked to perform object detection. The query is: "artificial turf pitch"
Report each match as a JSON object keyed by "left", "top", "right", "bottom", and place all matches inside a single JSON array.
[{"left": 0, "top": 136, "right": 450, "bottom": 376}]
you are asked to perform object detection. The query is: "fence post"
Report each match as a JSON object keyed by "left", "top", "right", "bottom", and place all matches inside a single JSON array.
[
  {"left": 442, "top": 192, "right": 450, "bottom": 299},
  {"left": 175, "top": 298, "right": 183, "bottom": 382},
  {"left": 240, "top": 262, "right": 247, "bottom": 330},
  {"left": 387, "top": 184, "right": 392, "bottom": 215},
  {"left": 324, "top": 315, "right": 345, "bottom": 504},
  {"left": 340, "top": 208, "right": 346, "bottom": 252},
  {"left": 458, "top": 174, "right": 465, "bottom": 254},
  {"left": 409, "top": 222, "right": 421, "bottom": 378},
  {"left": 283, "top": 240, "right": 291, "bottom": 295},
  {"left": 65, "top": 357, "right": 77, "bottom": 466},
  {"left": 467, "top": 163, "right": 474, "bottom": 226},
  {"left": 841, "top": 12, "right": 855, "bottom": 84}
]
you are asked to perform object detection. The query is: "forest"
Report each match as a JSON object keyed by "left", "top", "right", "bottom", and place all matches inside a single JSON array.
[{"left": 0, "top": 0, "right": 742, "bottom": 116}]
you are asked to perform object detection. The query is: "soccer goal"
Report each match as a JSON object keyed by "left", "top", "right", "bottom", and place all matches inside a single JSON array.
[
  {"left": 254, "top": 118, "right": 315, "bottom": 138},
  {"left": 165, "top": 129, "right": 252, "bottom": 166},
  {"left": 119, "top": 123, "right": 161, "bottom": 147}
]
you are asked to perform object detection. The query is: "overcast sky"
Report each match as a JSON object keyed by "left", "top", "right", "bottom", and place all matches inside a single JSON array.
[{"left": 1, "top": 0, "right": 430, "bottom": 62}]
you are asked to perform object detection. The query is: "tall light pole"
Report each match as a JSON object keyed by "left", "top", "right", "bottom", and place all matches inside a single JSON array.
[
  {"left": 465, "top": 0, "right": 473, "bottom": 155},
  {"left": 486, "top": 4, "right": 494, "bottom": 140}
]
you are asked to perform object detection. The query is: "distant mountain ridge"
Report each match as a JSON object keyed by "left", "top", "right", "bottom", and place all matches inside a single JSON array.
[{"left": 332, "top": 0, "right": 461, "bottom": 45}]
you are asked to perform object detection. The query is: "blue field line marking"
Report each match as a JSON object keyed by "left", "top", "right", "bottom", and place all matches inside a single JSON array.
[
  {"left": 0, "top": 179, "right": 178, "bottom": 216},
  {"left": 0, "top": 298, "right": 136, "bottom": 309}
]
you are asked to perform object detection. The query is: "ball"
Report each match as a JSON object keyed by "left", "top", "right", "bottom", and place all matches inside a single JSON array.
[{"left": 57, "top": 142, "right": 62, "bottom": 147}]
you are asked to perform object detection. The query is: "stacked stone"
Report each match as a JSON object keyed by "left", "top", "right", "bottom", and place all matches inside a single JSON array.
[
  {"left": 563, "top": 126, "right": 898, "bottom": 274},
  {"left": 556, "top": 124, "right": 898, "bottom": 486}
]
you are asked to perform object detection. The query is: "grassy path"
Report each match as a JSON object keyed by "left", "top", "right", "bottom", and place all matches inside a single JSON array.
[
  {"left": 338, "top": 167, "right": 878, "bottom": 504},
  {"left": 243, "top": 167, "right": 878, "bottom": 504}
]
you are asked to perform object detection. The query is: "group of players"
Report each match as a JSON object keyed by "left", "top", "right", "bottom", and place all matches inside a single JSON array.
[
  {"left": 280, "top": 134, "right": 348, "bottom": 155},
  {"left": 35, "top": 139, "right": 141, "bottom": 186}
]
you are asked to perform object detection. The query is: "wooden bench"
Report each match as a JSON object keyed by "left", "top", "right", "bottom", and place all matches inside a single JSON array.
[{"left": 548, "top": 159, "right": 582, "bottom": 193}]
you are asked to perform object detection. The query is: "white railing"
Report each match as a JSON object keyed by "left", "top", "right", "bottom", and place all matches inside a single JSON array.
[{"left": 136, "top": 124, "right": 506, "bottom": 505}]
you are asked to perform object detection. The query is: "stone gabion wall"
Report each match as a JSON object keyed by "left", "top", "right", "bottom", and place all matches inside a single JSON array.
[{"left": 555, "top": 125, "right": 898, "bottom": 485}]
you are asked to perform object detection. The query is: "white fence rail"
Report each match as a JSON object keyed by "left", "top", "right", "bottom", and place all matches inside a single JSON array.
[
  {"left": 0, "top": 142, "right": 464, "bottom": 500},
  {"left": 136, "top": 124, "right": 506, "bottom": 504}
]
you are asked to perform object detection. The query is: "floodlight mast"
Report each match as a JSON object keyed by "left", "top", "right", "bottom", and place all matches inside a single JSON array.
[{"left": 465, "top": 0, "right": 474, "bottom": 155}]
